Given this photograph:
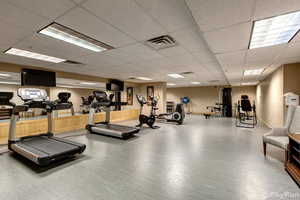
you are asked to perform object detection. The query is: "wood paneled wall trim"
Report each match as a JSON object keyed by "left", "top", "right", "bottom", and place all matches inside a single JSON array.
[{"left": 0, "top": 109, "right": 139, "bottom": 144}]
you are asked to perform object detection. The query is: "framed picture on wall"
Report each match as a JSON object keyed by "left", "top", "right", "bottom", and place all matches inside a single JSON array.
[
  {"left": 127, "top": 87, "right": 133, "bottom": 105},
  {"left": 147, "top": 86, "right": 154, "bottom": 104}
]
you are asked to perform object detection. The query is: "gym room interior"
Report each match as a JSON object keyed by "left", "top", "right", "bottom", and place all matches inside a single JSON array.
[{"left": 0, "top": 0, "right": 300, "bottom": 199}]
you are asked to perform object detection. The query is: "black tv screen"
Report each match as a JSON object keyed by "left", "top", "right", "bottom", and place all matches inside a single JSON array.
[
  {"left": 21, "top": 69, "right": 56, "bottom": 87},
  {"left": 106, "top": 79, "right": 124, "bottom": 91}
]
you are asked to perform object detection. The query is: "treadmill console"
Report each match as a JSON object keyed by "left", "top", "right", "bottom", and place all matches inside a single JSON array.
[
  {"left": 18, "top": 88, "right": 48, "bottom": 101},
  {"left": 57, "top": 92, "right": 71, "bottom": 103},
  {"left": 93, "top": 91, "right": 109, "bottom": 103}
]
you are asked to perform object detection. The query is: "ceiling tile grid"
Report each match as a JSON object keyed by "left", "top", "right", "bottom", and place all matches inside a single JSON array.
[{"left": 1, "top": 0, "right": 300, "bottom": 87}]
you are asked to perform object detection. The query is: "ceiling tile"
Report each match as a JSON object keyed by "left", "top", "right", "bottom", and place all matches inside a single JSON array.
[
  {"left": 135, "top": 0, "right": 194, "bottom": 32},
  {"left": 245, "top": 44, "right": 286, "bottom": 68},
  {"left": 57, "top": 7, "right": 135, "bottom": 48},
  {"left": 189, "top": 0, "right": 255, "bottom": 32},
  {"left": 191, "top": 49, "right": 216, "bottom": 64},
  {"left": 118, "top": 43, "right": 163, "bottom": 62},
  {"left": 254, "top": 0, "right": 300, "bottom": 20},
  {"left": 166, "top": 53, "right": 200, "bottom": 67},
  {"left": 0, "top": 21, "right": 34, "bottom": 47},
  {"left": 82, "top": 0, "right": 166, "bottom": 41},
  {"left": 171, "top": 27, "right": 209, "bottom": 53},
  {"left": 283, "top": 42, "right": 300, "bottom": 58},
  {"left": 5, "top": 0, "right": 75, "bottom": 20},
  {"left": 216, "top": 50, "right": 246, "bottom": 72},
  {"left": 0, "top": 1, "right": 49, "bottom": 32},
  {"left": 203, "top": 22, "right": 252, "bottom": 53},
  {"left": 158, "top": 46, "right": 189, "bottom": 57}
]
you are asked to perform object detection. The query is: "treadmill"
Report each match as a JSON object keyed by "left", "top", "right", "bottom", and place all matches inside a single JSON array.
[
  {"left": 6, "top": 88, "right": 86, "bottom": 166},
  {"left": 86, "top": 90, "right": 139, "bottom": 139}
]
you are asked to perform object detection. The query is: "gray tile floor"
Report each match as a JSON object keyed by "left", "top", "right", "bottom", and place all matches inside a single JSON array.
[{"left": 0, "top": 115, "right": 299, "bottom": 200}]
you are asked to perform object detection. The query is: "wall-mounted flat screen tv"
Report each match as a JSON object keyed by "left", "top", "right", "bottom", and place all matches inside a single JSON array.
[
  {"left": 21, "top": 69, "right": 56, "bottom": 87},
  {"left": 106, "top": 79, "right": 124, "bottom": 91}
]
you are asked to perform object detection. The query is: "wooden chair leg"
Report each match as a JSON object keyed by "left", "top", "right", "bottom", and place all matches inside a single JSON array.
[{"left": 263, "top": 142, "right": 267, "bottom": 156}]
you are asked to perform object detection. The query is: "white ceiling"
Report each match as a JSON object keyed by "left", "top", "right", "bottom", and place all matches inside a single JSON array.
[
  {"left": 186, "top": 0, "right": 300, "bottom": 85},
  {"left": 0, "top": 0, "right": 299, "bottom": 87}
]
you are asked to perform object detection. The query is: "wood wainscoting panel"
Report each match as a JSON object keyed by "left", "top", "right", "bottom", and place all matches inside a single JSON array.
[{"left": 0, "top": 109, "right": 139, "bottom": 144}]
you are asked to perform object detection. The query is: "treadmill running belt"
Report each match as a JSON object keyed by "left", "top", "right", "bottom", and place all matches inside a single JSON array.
[
  {"left": 90, "top": 123, "right": 139, "bottom": 138},
  {"left": 20, "top": 136, "right": 80, "bottom": 156}
]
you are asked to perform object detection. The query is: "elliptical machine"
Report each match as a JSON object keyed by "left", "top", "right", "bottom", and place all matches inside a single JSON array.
[
  {"left": 136, "top": 95, "right": 159, "bottom": 129},
  {"left": 156, "top": 103, "right": 185, "bottom": 125}
]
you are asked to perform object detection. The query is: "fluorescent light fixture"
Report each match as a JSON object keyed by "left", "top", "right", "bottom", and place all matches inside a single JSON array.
[
  {"left": 168, "top": 73, "right": 184, "bottom": 79},
  {"left": 249, "top": 11, "right": 300, "bottom": 49},
  {"left": 80, "top": 82, "right": 97, "bottom": 85},
  {"left": 0, "top": 81, "right": 19, "bottom": 85},
  {"left": 241, "top": 82, "right": 259, "bottom": 86},
  {"left": 0, "top": 73, "right": 11, "bottom": 77},
  {"left": 4, "top": 48, "right": 65, "bottom": 63},
  {"left": 167, "top": 83, "right": 176, "bottom": 86},
  {"left": 136, "top": 77, "right": 152, "bottom": 81},
  {"left": 244, "top": 68, "right": 265, "bottom": 76},
  {"left": 39, "top": 23, "right": 113, "bottom": 52},
  {"left": 191, "top": 81, "right": 201, "bottom": 84}
]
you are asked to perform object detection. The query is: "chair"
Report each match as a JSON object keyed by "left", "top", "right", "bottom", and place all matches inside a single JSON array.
[{"left": 263, "top": 105, "right": 300, "bottom": 161}]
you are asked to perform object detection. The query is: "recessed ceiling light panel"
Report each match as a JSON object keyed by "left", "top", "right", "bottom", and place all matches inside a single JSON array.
[
  {"left": 39, "top": 23, "right": 113, "bottom": 52},
  {"left": 168, "top": 73, "right": 185, "bottom": 79},
  {"left": 191, "top": 81, "right": 201, "bottom": 84},
  {"left": 167, "top": 83, "right": 176, "bottom": 86},
  {"left": 241, "top": 82, "right": 259, "bottom": 86},
  {"left": 80, "top": 82, "right": 97, "bottom": 85},
  {"left": 249, "top": 11, "right": 300, "bottom": 49},
  {"left": 244, "top": 68, "right": 265, "bottom": 76},
  {"left": 136, "top": 77, "right": 152, "bottom": 81},
  {"left": 4, "top": 48, "right": 65, "bottom": 63}
]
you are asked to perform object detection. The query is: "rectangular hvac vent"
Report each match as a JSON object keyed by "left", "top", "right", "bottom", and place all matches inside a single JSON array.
[{"left": 145, "top": 35, "right": 177, "bottom": 50}]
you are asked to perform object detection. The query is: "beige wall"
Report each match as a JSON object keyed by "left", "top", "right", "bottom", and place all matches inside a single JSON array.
[
  {"left": 134, "top": 82, "right": 167, "bottom": 115},
  {"left": 49, "top": 87, "right": 94, "bottom": 113},
  {"left": 166, "top": 86, "right": 256, "bottom": 114},
  {"left": 283, "top": 63, "right": 300, "bottom": 95},
  {"left": 232, "top": 86, "right": 256, "bottom": 105},
  {"left": 256, "top": 66, "right": 284, "bottom": 128},
  {"left": 167, "top": 86, "right": 219, "bottom": 113}
]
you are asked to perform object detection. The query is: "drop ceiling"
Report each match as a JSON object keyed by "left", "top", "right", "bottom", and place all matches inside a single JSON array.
[{"left": 0, "top": 0, "right": 299, "bottom": 88}]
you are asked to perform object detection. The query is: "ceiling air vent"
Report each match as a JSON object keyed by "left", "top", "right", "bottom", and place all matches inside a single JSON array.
[
  {"left": 145, "top": 35, "right": 177, "bottom": 50},
  {"left": 64, "top": 60, "right": 83, "bottom": 65},
  {"left": 208, "top": 80, "right": 219, "bottom": 83}
]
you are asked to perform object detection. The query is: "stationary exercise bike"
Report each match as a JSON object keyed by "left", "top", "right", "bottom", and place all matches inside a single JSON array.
[{"left": 136, "top": 95, "right": 159, "bottom": 129}]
